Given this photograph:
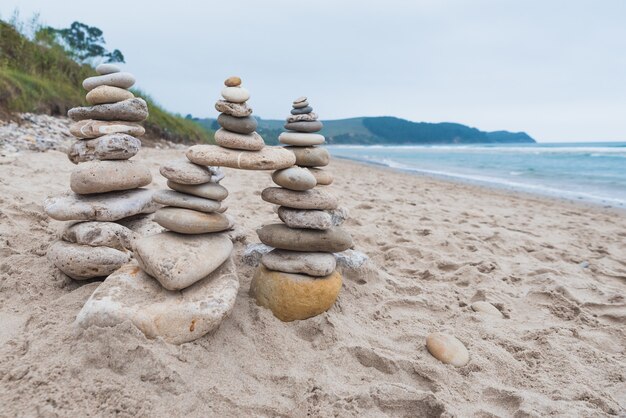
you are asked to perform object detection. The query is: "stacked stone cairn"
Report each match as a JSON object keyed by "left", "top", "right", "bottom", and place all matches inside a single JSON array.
[
  {"left": 250, "top": 97, "right": 353, "bottom": 322},
  {"left": 44, "top": 63, "right": 156, "bottom": 280}
]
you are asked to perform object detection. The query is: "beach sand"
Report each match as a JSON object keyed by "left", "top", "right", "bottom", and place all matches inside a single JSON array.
[{"left": 0, "top": 146, "right": 625, "bottom": 417}]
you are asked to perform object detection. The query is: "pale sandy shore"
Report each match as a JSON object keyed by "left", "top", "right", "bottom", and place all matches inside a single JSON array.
[{"left": 0, "top": 148, "right": 625, "bottom": 417}]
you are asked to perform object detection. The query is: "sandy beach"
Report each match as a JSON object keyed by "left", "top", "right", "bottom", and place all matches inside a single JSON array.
[{"left": 0, "top": 144, "right": 625, "bottom": 417}]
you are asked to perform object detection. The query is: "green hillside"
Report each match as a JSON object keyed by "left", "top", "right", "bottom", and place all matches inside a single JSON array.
[
  {"left": 195, "top": 116, "right": 535, "bottom": 145},
  {"left": 0, "top": 19, "right": 212, "bottom": 144}
]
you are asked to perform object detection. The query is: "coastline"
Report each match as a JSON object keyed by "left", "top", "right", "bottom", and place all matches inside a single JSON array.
[{"left": 0, "top": 148, "right": 624, "bottom": 416}]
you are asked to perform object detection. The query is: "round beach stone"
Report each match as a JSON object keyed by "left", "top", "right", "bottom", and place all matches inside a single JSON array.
[
  {"left": 471, "top": 301, "right": 504, "bottom": 318},
  {"left": 262, "top": 187, "right": 337, "bottom": 210},
  {"left": 217, "top": 114, "right": 257, "bottom": 135},
  {"left": 287, "top": 112, "right": 318, "bottom": 123},
  {"left": 43, "top": 188, "right": 158, "bottom": 221},
  {"left": 271, "top": 167, "right": 317, "bottom": 191},
  {"left": 214, "top": 128, "right": 264, "bottom": 151},
  {"left": 286, "top": 146, "right": 330, "bottom": 167},
  {"left": 70, "top": 120, "right": 145, "bottom": 139},
  {"left": 215, "top": 100, "right": 253, "bottom": 117},
  {"left": 76, "top": 259, "right": 239, "bottom": 344},
  {"left": 70, "top": 160, "right": 152, "bottom": 195},
  {"left": 154, "top": 207, "right": 233, "bottom": 234},
  {"left": 224, "top": 76, "right": 242, "bottom": 87},
  {"left": 279, "top": 132, "right": 325, "bottom": 146},
  {"left": 160, "top": 159, "right": 218, "bottom": 185},
  {"left": 426, "top": 333, "right": 470, "bottom": 367},
  {"left": 82, "top": 72, "right": 136, "bottom": 91},
  {"left": 261, "top": 249, "right": 336, "bottom": 277},
  {"left": 86, "top": 85, "right": 134, "bottom": 105},
  {"left": 47, "top": 240, "right": 130, "bottom": 280},
  {"left": 95, "top": 63, "right": 120, "bottom": 75},
  {"left": 167, "top": 180, "right": 228, "bottom": 201},
  {"left": 133, "top": 231, "right": 233, "bottom": 290},
  {"left": 293, "top": 96, "right": 307, "bottom": 104},
  {"left": 153, "top": 190, "right": 220, "bottom": 213},
  {"left": 186, "top": 145, "right": 296, "bottom": 171},
  {"left": 257, "top": 224, "right": 353, "bottom": 253},
  {"left": 68, "top": 134, "right": 141, "bottom": 164},
  {"left": 250, "top": 265, "right": 342, "bottom": 322},
  {"left": 62, "top": 221, "right": 135, "bottom": 251},
  {"left": 68, "top": 98, "right": 148, "bottom": 122},
  {"left": 291, "top": 106, "right": 313, "bottom": 115},
  {"left": 284, "top": 121, "right": 323, "bottom": 133},
  {"left": 308, "top": 168, "right": 333, "bottom": 185},
  {"left": 221, "top": 87, "right": 250, "bottom": 103},
  {"left": 292, "top": 101, "right": 309, "bottom": 109},
  {"left": 276, "top": 207, "right": 347, "bottom": 230}
]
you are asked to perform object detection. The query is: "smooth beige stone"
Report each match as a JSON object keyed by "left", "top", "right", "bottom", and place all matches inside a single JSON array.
[
  {"left": 154, "top": 207, "right": 233, "bottom": 234},
  {"left": 292, "top": 100, "right": 309, "bottom": 109},
  {"left": 70, "top": 120, "right": 145, "bottom": 139},
  {"left": 153, "top": 190, "right": 220, "bottom": 213},
  {"left": 159, "top": 159, "right": 218, "bottom": 185},
  {"left": 96, "top": 63, "right": 120, "bottom": 75},
  {"left": 70, "top": 160, "right": 152, "bottom": 195},
  {"left": 68, "top": 98, "right": 148, "bottom": 122},
  {"left": 82, "top": 72, "right": 136, "bottom": 91},
  {"left": 257, "top": 224, "right": 353, "bottom": 253},
  {"left": 261, "top": 187, "right": 338, "bottom": 210},
  {"left": 214, "top": 100, "right": 252, "bottom": 117},
  {"left": 167, "top": 180, "right": 228, "bottom": 200},
  {"left": 75, "top": 259, "right": 239, "bottom": 344},
  {"left": 43, "top": 189, "right": 158, "bottom": 221},
  {"left": 293, "top": 96, "right": 307, "bottom": 104},
  {"left": 250, "top": 265, "right": 342, "bottom": 322},
  {"left": 68, "top": 134, "right": 140, "bottom": 164},
  {"left": 214, "top": 128, "right": 264, "bottom": 151},
  {"left": 279, "top": 132, "right": 325, "bottom": 146},
  {"left": 261, "top": 249, "right": 336, "bottom": 276},
  {"left": 271, "top": 167, "right": 317, "bottom": 191},
  {"left": 86, "top": 85, "right": 134, "bottom": 105},
  {"left": 221, "top": 86, "right": 250, "bottom": 103},
  {"left": 277, "top": 207, "right": 348, "bottom": 230},
  {"left": 186, "top": 145, "right": 296, "bottom": 171},
  {"left": 286, "top": 146, "right": 330, "bottom": 167},
  {"left": 133, "top": 231, "right": 233, "bottom": 290},
  {"left": 471, "top": 301, "right": 504, "bottom": 318},
  {"left": 62, "top": 221, "right": 135, "bottom": 251},
  {"left": 308, "top": 168, "right": 333, "bottom": 185},
  {"left": 224, "top": 76, "right": 242, "bottom": 87},
  {"left": 426, "top": 333, "right": 470, "bottom": 367},
  {"left": 47, "top": 240, "right": 130, "bottom": 280}
]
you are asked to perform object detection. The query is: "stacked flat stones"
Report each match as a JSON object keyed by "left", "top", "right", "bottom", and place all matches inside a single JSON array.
[
  {"left": 250, "top": 97, "right": 353, "bottom": 322},
  {"left": 44, "top": 64, "right": 156, "bottom": 280}
]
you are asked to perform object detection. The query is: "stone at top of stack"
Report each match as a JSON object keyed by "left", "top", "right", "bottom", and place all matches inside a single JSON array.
[
  {"left": 250, "top": 97, "right": 353, "bottom": 322},
  {"left": 43, "top": 63, "right": 157, "bottom": 281},
  {"left": 185, "top": 77, "right": 295, "bottom": 171}
]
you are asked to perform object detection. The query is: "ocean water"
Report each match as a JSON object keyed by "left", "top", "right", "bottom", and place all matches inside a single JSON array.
[{"left": 327, "top": 142, "right": 626, "bottom": 208}]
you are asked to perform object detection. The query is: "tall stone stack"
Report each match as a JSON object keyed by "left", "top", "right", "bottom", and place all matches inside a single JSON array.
[
  {"left": 44, "top": 64, "right": 156, "bottom": 280},
  {"left": 250, "top": 97, "right": 353, "bottom": 322}
]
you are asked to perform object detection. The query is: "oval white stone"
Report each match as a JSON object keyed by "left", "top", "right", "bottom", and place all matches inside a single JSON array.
[
  {"left": 221, "top": 87, "right": 250, "bottom": 103},
  {"left": 471, "top": 301, "right": 503, "bottom": 317},
  {"left": 426, "top": 333, "right": 469, "bottom": 367}
]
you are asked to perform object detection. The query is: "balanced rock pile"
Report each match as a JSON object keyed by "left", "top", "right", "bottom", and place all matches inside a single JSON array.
[
  {"left": 250, "top": 97, "right": 353, "bottom": 322},
  {"left": 44, "top": 64, "right": 156, "bottom": 280}
]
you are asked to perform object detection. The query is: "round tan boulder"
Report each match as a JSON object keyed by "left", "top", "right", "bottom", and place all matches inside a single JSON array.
[
  {"left": 224, "top": 76, "right": 242, "bottom": 87},
  {"left": 286, "top": 146, "right": 330, "bottom": 167},
  {"left": 154, "top": 207, "right": 233, "bottom": 234},
  {"left": 250, "top": 265, "right": 342, "bottom": 322},
  {"left": 214, "top": 128, "right": 264, "bottom": 151},
  {"left": 86, "top": 85, "right": 134, "bottom": 105},
  {"left": 186, "top": 145, "right": 295, "bottom": 171},
  {"left": 47, "top": 240, "right": 130, "bottom": 280},
  {"left": 271, "top": 167, "right": 317, "bottom": 191},
  {"left": 426, "top": 333, "right": 470, "bottom": 367},
  {"left": 308, "top": 168, "right": 333, "bottom": 185},
  {"left": 70, "top": 160, "right": 152, "bottom": 195}
]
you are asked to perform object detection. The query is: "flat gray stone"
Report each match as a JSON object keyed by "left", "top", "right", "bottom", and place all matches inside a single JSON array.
[
  {"left": 48, "top": 240, "right": 130, "bottom": 280},
  {"left": 242, "top": 243, "right": 273, "bottom": 266},
  {"left": 160, "top": 159, "right": 221, "bottom": 185},
  {"left": 284, "top": 121, "right": 323, "bottom": 133},
  {"left": 334, "top": 249, "right": 368, "bottom": 270},
  {"left": 68, "top": 98, "right": 148, "bottom": 122},
  {"left": 277, "top": 207, "right": 348, "bottom": 230},
  {"left": 166, "top": 180, "right": 228, "bottom": 201},
  {"left": 133, "top": 231, "right": 233, "bottom": 290},
  {"left": 286, "top": 146, "right": 330, "bottom": 167},
  {"left": 96, "top": 63, "right": 120, "bottom": 75},
  {"left": 62, "top": 221, "right": 135, "bottom": 251},
  {"left": 44, "top": 188, "right": 158, "bottom": 221},
  {"left": 154, "top": 207, "right": 233, "bottom": 234},
  {"left": 257, "top": 224, "right": 353, "bottom": 253},
  {"left": 82, "top": 72, "right": 136, "bottom": 91},
  {"left": 214, "top": 128, "right": 264, "bottom": 151},
  {"left": 215, "top": 100, "right": 252, "bottom": 117},
  {"left": 70, "top": 160, "right": 152, "bottom": 195},
  {"left": 261, "top": 249, "right": 336, "bottom": 276},
  {"left": 271, "top": 167, "right": 317, "bottom": 191},
  {"left": 291, "top": 106, "right": 313, "bottom": 115},
  {"left": 262, "top": 187, "right": 338, "bottom": 210},
  {"left": 75, "top": 259, "right": 239, "bottom": 344},
  {"left": 217, "top": 114, "right": 257, "bottom": 134},
  {"left": 68, "top": 134, "right": 141, "bottom": 164},
  {"left": 70, "top": 120, "right": 145, "bottom": 139},
  {"left": 187, "top": 145, "right": 296, "bottom": 171},
  {"left": 153, "top": 190, "right": 220, "bottom": 213}
]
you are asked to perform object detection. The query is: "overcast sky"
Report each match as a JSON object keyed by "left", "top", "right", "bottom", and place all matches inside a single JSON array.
[{"left": 2, "top": 0, "right": 625, "bottom": 142}]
